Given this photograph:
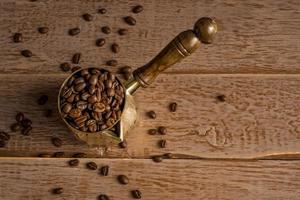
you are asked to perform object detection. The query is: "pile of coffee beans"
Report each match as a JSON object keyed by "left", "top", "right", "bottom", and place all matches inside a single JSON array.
[
  {"left": 60, "top": 68, "right": 125, "bottom": 132},
  {"left": 11, "top": 112, "right": 33, "bottom": 136}
]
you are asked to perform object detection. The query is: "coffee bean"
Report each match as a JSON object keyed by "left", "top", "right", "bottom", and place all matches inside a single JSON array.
[
  {"left": 118, "top": 28, "right": 128, "bottom": 36},
  {"left": 86, "top": 119, "right": 97, "bottom": 132},
  {"left": 148, "top": 111, "right": 156, "bottom": 119},
  {"left": 62, "top": 103, "right": 72, "bottom": 113},
  {"left": 82, "top": 13, "right": 93, "bottom": 21},
  {"left": 38, "top": 27, "right": 49, "bottom": 34},
  {"left": 132, "top": 5, "right": 143, "bottom": 13},
  {"left": 11, "top": 123, "right": 21, "bottom": 132},
  {"left": 69, "top": 28, "right": 80, "bottom": 36},
  {"left": 131, "top": 190, "right": 142, "bottom": 199},
  {"left": 72, "top": 66, "right": 82, "bottom": 72},
  {"left": 96, "top": 38, "right": 106, "bottom": 47},
  {"left": 124, "top": 16, "right": 136, "bottom": 26},
  {"left": 158, "top": 126, "right": 167, "bottom": 135},
  {"left": 74, "top": 82, "right": 86, "bottom": 92},
  {"left": 152, "top": 155, "right": 163, "bottom": 163},
  {"left": 0, "top": 131, "right": 10, "bottom": 141},
  {"left": 164, "top": 153, "right": 173, "bottom": 158},
  {"left": 216, "top": 94, "right": 226, "bottom": 102},
  {"left": 169, "top": 102, "right": 177, "bottom": 112},
  {"left": 101, "top": 26, "right": 111, "bottom": 34},
  {"left": 53, "top": 152, "right": 65, "bottom": 157},
  {"left": 98, "top": 194, "right": 109, "bottom": 200},
  {"left": 106, "top": 60, "right": 118, "bottom": 66},
  {"left": 100, "top": 165, "right": 109, "bottom": 176},
  {"left": 93, "top": 102, "right": 105, "bottom": 113},
  {"left": 16, "top": 112, "right": 24, "bottom": 122},
  {"left": 52, "top": 137, "right": 63, "bottom": 147},
  {"left": 22, "top": 118, "right": 32, "bottom": 127},
  {"left": 74, "top": 77, "right": 85, "bottom": 85},
  {"left": 69, "top": 159, "right": 79, "bottom": 166},
  {"left": 67, "top": 94, "right": 76, "bottom": 103},
  {"left": 73, "top": 152, "right": 87, "bottom": 158},
  {"left": 0, "top": 140, "right": 6, "bottom": 148},
  {"left": 159, "top": 139, "right": 167, "bottom": 148},
  {"left": 72, "top": 53, "right": 81, "bottom": 64},
  {"left": 52, "top": 187, "right": 63, "bottom": 195},
  {"left": 98, "top": 8, "right": 107, "bottom": 14},
  {"left": 117, "top": 175, "right": 129, "bottom": 185},
  {"left": 118, "top": 140, "right": 127, "bottom": 148},
  {"left": 74, "top": 115, "right": 88, "bottom": 127},
  {"left": 21, "top": 50, "right": 32, "bottom": 57},
  {"left": 39, "top": 153, "right": 52, "bottom": 158},
  {"left": 86, "top": 162, "right": 97, "bottom": 170},
  {"left": 13, "top": 33, "right": 22, "bottom": 43},
  {"left": 38, "top": 95, "right": 48, "bottom": 105},
  {"left": 148, "top": 129, "right": 157, "bottom": 135},
  {"left": 60, "top": 62, "right": 71, "bottom": 72},
  {"left": 21, "top": 126, "right": 32, "bottom": 135},
  {"left": 45, "top": 109, "right": 53, "bottom": 117},
  {"left": 111, "top": 43, "right": 120, "bottom": 53}
]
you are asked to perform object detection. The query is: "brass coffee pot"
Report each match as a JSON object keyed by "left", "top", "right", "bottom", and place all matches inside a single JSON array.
[{"left": 58, "top": 17, "right": 217, "bottom": 146}]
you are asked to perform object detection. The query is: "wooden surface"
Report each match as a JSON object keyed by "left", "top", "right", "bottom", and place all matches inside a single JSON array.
[{"left": 0, "top": 0, "right": 299, "bottom": 199}]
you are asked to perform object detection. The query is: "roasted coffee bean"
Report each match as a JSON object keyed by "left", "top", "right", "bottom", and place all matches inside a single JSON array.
[
  {"left": 11, "top": 123, "right": 21, "bottom": 132},
  {"left": 152, "top": 155, "right": 163, "bottom": 163},
  {"left": 69, "top": 159, "right": 79, "bottom": 166},
  {"left": 52, "top": 137, "right": 63, "bottom": 147},
  {"left": 148, "top": 111, "right": 156, "bottom": 119},
  {"left": 80, "top": 69, "right": 89, "bottom": 76},
  {"left": 21, "top": 50, "right": 32, "bottom": 57},
  {"left": 13, "top": 33, "right": 22, "bottom": 43},
  {"left": 158, "top": 126, "right": 167, "bottom": 135},
  {"left": 106, "top": 59, "right": 118, "bottom": 66},
  {"left": 22, "top": 118, "right": 32, "bottom": 127},
  {"left": 131, "top": 190, "right": 142, "bottom": 199},
  {"left": 96, "top": 38, "right": 106, "bottom": 47},
  {"left": 0, "top": 131, "right": 10, "bottom": 141},
  {"left": 72, "top": 66, "right": 82, "bottom": 72},
  {"left": 0, "top": 140, "right": 6, "bottom": 148},
  {"left": 88, "top": 85, "right": 96, "bottom": 95},
  {"left": 86, "top": 119, "right": 97, "bottom": 132},
  {"left": 118, "top": 140, "right": 127, "bottom": 149},
  {"left": 60, "top": 62, "right": 71, "bottom": 72},
  {"left": 118, "top": 28, "right": 128, "bottom": 35},
  {"left": 101, "top": 26, "right": 111, "bottom": 34},
  {"left": 98, "top": 8, "right": 107, "bottom": 14},
  {"left": 74, "top": 77, "right": 85, "bottom": 85},
  {"left": 74, "top": 115, "right": 88, "bottom": 127},
  {"left": 117, "top": 175, "right": 129, "bottom": 185},
  {"left": 53, "top": 152, "right": 65, "bottom": 157},
  {"left": 111, "top": 43, "right": 120, "bottom": 53},
  {"left": 38, "top": 95, "right": 48, "bottom": 105},
  {"left": 170, "top": 102, "right": 177, "bottom": 112},
  {"left": 16, "top": 112, "right": 24, "bottom": 122},
  {"left": 148, "top": 129, "right": 157, "bottom": 135},
  {"left": 73, "top": 152, "right": 87, "bottom": 158},
  {"left": 100, "top": 165, "right": 109, "bottom": 176},
  {"left": 52, "top": 187, "right": 63, "bottom": 194},
  {"left": 216, "top": 94, "right": 226, "bottom": 102},
  {"left": 68, "top": 108, "right": 81, "bottom": 118},
  {"left": 92, "top": 111, "right": 102, "bottom": 120},
  {"left": 104, "top": 79, "right": 113, "bottom": 88},
  {"left": 124, "top": 16, "right": 136, "bottom": 26},
  {"left": 76, "top": 101, "right": 88, "bottom": 110},
  {"left": 132, "top": 5, "right": 143, "bottom": 13},
  {"left": 107, "top": 88, "right": 115, "bottom": 97},
  {"left": 98, "top": 194, "right": 109, "bottom": 200},
  {"left": 82, "top": 13, "right": 93, "bottom": 21},
  {"left": 61, "top": 87, "right": 72, "bottom": 99},
  {"left": 66, "top": 94, "right": 76, "bottom": 103},
  {"left": 86, "top": 162, "right": 97, "bottom": 170},
  {"left": 159, "top": 139, "right": 167, "bottom": 148},
  {"left": 62, "top": 103, "right": 72, "bottom": 113},
  {"left": 121, "top": 66, "right": 132, "bottom": 74},
  {"left": 89, "top": 75, "right": 98, "bottom": 85},
  {"left": 93, "top": 102, "right": 105, "bottom": 113},
  {"left": 88, "top": 95, "right": 98, "bottom": 104},
  {"left": 38, "top": 153, "right": 52, "bottom": 158},
  {"left": 38, "top": 27, "right": 49, "bottom": 34},
  {"left": 72, "top": 53, "right": 81, "bottom": 64},
  {"left": 74, "top": 82, "right": 86, "bottom": 92},
  {"left": 21, "top": 126, "right": 32, "bottom": 135},
  {"left": 69, "top": 28, "right": 80, "bottom": 36},
  {"left": 164, "top": 153, "right": 173, "bottom": 158}
]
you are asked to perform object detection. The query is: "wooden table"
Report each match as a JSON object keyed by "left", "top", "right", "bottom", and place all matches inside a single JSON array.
[{"left": 0, "top": 0, "right": 299, "bottom": 199}]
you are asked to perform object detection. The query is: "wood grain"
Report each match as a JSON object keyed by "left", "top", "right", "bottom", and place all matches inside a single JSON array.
[
  {"left": 0, "top": 74, "right": 299, "bottom": 158},
  {"left": 0, "top": 158, "right": 299, "bottom": 200},
  {"left": 0, "top": 0, "right": 299, "bottom": 74}
]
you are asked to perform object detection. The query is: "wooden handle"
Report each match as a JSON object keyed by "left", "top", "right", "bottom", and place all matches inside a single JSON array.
[{"left": 133, "top": 17, "right": 217, "bottom": 87}]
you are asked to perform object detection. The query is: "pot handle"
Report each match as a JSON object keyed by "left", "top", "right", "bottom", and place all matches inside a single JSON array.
[{"left": 132, "top": 17, "right": 217, "bottom": 87}]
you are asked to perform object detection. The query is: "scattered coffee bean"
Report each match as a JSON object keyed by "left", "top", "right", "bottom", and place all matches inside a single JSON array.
[
  {"left": 38, "top": 153, "right": 52, "bottom": 158},
  {"left": 124, "top": 16, "right": 136, "bottom": 26},
  {"left": 158, "top": 126, "right": 167, "bottom": 135},
  {"left": 38, "top": 94, "right": 48, "bottom": 105},
  {"left": 216, "top": 94, "right": 226, "bottom": 102},
  {"left": 60, "top": 62, "right": 71, "bottom": 72},
  {"left": 111, "top": 43, "right": 120, "bottom": 53},
  {"left": 72, "top": 66, "right": 82, "bottom": 72},
  {"left": 96, "top": 38, "right": 106, "bottom": 47},
  {"left": 98, "top": 8, "right": 107, "bottom": 14},
  {"left": 118, "top": 28, "right": 128, "bottom": 36},
  {"left": 52, "top": 137, "right": 63, "bottom": 147},
  {"left": 11, "top": 123, "right": 21, "bottom": 132},
  {"left": 69, "top": 159, "right": 79, "bottom": 166},
  {"left": 73, "top": 152, "right": 87, "bottom": 158},
  {"left": 45, "top": 109, "right": 53, "bottom": 117},
  {"left": 0, "top": 140, "right": 6, "bottom": 148},
  {"left": 148, "top": 129, "right": 157, "bottom": 135},
  {"left": 52, "top": 187, "right": 63, "bottom": 195},
  {"left": 106, "top": 59, "right": 118, "bottom": 66},
  {"left": 101, "top": 26, "right": 111, "bottom": 34},
  {"left": 16, "top": 112, "right": 24, "bottom": 122},
  {"left": 72, "top": 53, "right": 81, "bottom": 64},
  {"left": 169, "top": 102, "right": 177, "bottom": 112},
  {"left": 69, "top": 28, "right": 80, "bottom": 36},
  {"left": 152, "top": 155, "right": 163, "bottom": 163},
  {"left": 82, "top": 13, "right": 93, "bottom": 21},
  {"left": 22, "top": 118, "right": 32, "bottom": 127},
  {"left": 131, "top": 190, "right": 142, "bottom": 199},
  {"left": 164, "top": 153, "right": 173, "bottom": 158},
  {"left": 100, "top": 165, "right": 109, "bottom": 176},
  {"left": 86, "top": 162, "right": 98, "bottom": 170},
  {"left": 117, "top": 175, "right": 129, "bottom": 185},
  {"left": 148, "top": 111, "right": 156, "bottom": 119},
  {"left": 53, "top": 152, "right": 65, "bottom": 157},
  {"left": 21, "top": 50, "right": 32, "bottom": 57},
  {"left": 13, "top": 33, "right": 22, "bottom": 43},
  {"left": 159, "top": 139, "right": 167, "bottom": 148},
  {"left": 21, "top": 126, "right": 32, "bottom": 135},
  {"left": 132, "top": 5, "right": 143, "bottom": 14},
  {"left": 118, "top": 140, "right": 127, "bottom": 149},
  {"left": 0, "top": 131, "right": 10, "bottom": 141},
  {"left": 98, "top": 194, "right": 109, "bottom": 200},
  {"left": 38, "top": 27, "right": 49, "bottom": 34}
]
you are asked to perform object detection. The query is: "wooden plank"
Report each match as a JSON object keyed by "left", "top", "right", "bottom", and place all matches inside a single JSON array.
[
  {"left": 0, "top": 74, "right": 299, "bottom": 158},
  {"left": 0, "top": 158, "right": 299, "bottom": 200},
  {"left": 0, "top": 0, "right": 299, "bottom": 74}
]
